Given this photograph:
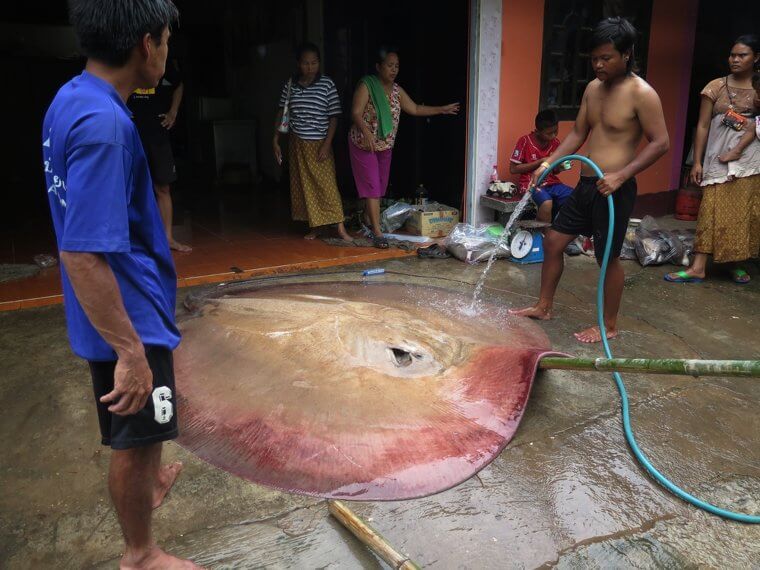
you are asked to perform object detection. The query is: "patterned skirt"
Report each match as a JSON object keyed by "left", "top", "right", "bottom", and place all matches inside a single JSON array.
[
  {"left": 694, "top": 174, "right": 760, "bottom": 263},
  {"left": 288, "top": 136, "right": 345, "bottom": 228}
]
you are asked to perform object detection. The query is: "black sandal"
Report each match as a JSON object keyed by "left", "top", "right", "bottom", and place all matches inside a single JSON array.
[
  {"left": 372, "top": 234, "right": 390, "bottom": 249},
  {"left": 417, "top": 244, "right": 451, "bottom": 259}
]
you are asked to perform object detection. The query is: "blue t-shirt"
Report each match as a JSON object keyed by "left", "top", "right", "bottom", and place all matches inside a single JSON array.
[{"left": 42, "top": 71, "right": 180, "bottom": 361}]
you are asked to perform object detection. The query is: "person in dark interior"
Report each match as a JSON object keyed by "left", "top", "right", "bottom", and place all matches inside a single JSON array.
[
  {"left": 348, "top": 46, "right": 460, "bottom": 248},
  {"left": 273, "top": 42, "right": 352, "bottom": 241},
  {"left": 128, "top": 56, "right": 191, "bottom": 252}
]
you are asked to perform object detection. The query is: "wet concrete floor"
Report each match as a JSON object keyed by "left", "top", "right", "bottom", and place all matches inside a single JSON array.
[{"left": 2, "top": 247, "right": 759, "bottom": 568}]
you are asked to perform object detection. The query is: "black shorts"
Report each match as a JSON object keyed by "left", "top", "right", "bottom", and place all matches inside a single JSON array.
[
  {"left": 552, "top": 176, "right": 637, "bottom": 260},
  {"left": 88, "top": 346, "right": 179, "bottom": 450},
  {"left": 142, "top": 134, "right": 177, "bottom": 185}
]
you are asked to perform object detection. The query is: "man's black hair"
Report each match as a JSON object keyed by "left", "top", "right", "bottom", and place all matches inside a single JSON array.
[
  {"left": 591, "top": 17, "right": 637, "bottom": 73},
  {"left": 535, "top": 109, "right": 558, "bottom": 131},
  {"left": 69, "top": 0, "right": 179, "bottom": 67},
  {"left": 752, "top": 72, "right": 760, "bottom": 90}
]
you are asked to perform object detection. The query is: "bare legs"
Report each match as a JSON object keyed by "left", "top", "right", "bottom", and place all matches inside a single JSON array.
[
  {"left": 666, "top": 253, "right": 751, "bottom": 283},
  {"left": 509, "top": 229, "right": 621, "bottom": 343},
  {"left": 111, "top": 443, "right": 199, "bottom": 569},
  {"left": 365, "top": 197, "right": 383, "bottom": 237},
  {"left": 574, "top": 256, "right": 622, "bottom": 343},
  {"left": 155, "top": 184, "right": 191, "bottom": 253},
  {"left": 509, "top": 229, "right": 574, "bottom": 320},
  {"left": 335, "top": 221, "right": 352, "bottom": 241},
  {"left": 304, "top": 222, "right": 352, "bottom": 241},
  {"left": 536, "top": 200, "right": 553, "bottom": 223}
]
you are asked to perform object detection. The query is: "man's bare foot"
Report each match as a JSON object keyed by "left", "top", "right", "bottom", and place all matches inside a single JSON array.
[
  {"left": 508, "top": 305, "right": 552, "bottom": 320},
  {"left": 718, "top": 149, "right": 742, "bottom": 163},
  {"left": 169, "top": 240, "right": 192, "bottom": 253},
  {"left": 304, "top": 231, "right": 318, "bottom": 240},
  {"left": 573, "top": 325, "right": 618, "bottom": 344},
  {"left": 121, "top": 545, "right": 203, "bottom": 569},
  {"left": 153, "top": 462, "right": 183, "bottom": 509}
]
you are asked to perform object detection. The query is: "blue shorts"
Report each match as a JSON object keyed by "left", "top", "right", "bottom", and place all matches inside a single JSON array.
[{"left": 532, "top": 183, "right": 574, "bottom": 208}]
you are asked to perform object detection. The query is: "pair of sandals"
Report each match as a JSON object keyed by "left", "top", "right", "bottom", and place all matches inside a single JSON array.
[
  {"left": 664, "top": 268, "right": 750, "bottom": 285},
  {"left": 417, "top": 244, "right": 451, "bottom": 259},
  {"left": 360, "top": 223, "right": 389, "bottom": 249}
]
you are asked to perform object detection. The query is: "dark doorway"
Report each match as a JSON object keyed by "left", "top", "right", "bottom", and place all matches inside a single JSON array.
[
  {"left": 0, "top": 5, "right": 79, "bottom": 251},
  {"left": 1, "top": 0, "right": 469, "bottom": 265},
  {"left": 323, "top": 0, "right": 469, "bottom": 210}
]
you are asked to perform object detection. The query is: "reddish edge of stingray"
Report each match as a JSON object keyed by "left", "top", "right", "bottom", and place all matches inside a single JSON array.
[{"left": 175, "top": 349, "right": 565, "bottom": 501}]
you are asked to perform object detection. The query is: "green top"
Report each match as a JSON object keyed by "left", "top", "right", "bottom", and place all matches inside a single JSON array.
[{"left": 362, "top": 75, "right": 393, "bottom": 139}]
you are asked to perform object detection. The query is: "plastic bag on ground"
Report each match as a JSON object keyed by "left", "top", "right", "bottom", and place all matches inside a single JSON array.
[
  {"left": 669, "top": 228, "right": 696, "bottom": 266},
  {"left": 620, "top": 223, "right": 637, "bottom": 260},
  {"left": 380, "top": 202, "right": 415, "bottom": 233},
  {"left": 443, "top": 223, "right": 510, "bottom": 264},
  {"left": 634, "top": 216, "right": 685, "bottom": 267}
]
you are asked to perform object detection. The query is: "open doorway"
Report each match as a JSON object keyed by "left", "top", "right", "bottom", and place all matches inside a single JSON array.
[
  {"left": 322, "top": 0, "right": 469, "bottom": 210},
  {"left": 0, "top": 0, "right": 470, "bottom": 309},
  {"left": 176, "top": 0, "right": 469, "bottom": 224}
]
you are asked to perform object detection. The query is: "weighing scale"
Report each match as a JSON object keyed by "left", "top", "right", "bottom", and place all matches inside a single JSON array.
[{"left": 509, "top": 221, "right": 548, "bottom": 264}]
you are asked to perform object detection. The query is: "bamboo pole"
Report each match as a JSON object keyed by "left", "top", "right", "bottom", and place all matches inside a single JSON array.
[
  {"left": 538, "top": 357, "right": 760, "bottom": 378},
  {"left": 328, "top": 500, "right": 421, "bottom": 570}
]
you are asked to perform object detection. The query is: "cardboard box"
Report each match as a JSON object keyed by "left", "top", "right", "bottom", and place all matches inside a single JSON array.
[{"left": 405, "top": 206, "right": 460, "bottom": 238}]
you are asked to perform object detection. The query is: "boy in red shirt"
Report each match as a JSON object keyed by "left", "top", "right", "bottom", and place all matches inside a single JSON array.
[{"left": 510, "top": 110, "right": 573, "bottom": 222}]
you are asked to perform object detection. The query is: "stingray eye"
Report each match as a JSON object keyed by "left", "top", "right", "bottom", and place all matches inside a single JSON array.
[{"left": 390, "top": 347, "right": 410, "bottom": 367}]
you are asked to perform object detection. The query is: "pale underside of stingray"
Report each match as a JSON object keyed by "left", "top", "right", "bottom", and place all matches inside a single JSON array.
[{"left": 175, "top": 281, "right": 554, "bottom": 500}]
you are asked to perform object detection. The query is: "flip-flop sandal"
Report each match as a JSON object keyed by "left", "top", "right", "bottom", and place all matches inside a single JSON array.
[
  {"left": 664, "top": 270, "right": 703, "bottom": 283},
  {"left": 358, "top": 223, "right": 373, "bottom": 238},
  {"left": 732, "top": 269, "right": 750, "bottom": 285},
  {"left": 372, "top": 235, "right": 389, "bottom": 249},
  {"left": 417, "top": 244, "right": 451, "bottom": 259}
]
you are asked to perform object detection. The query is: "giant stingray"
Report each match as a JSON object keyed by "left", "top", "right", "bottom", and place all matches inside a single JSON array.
[{"left": 175, "top": 279, "right": 555, "bottom": 500}]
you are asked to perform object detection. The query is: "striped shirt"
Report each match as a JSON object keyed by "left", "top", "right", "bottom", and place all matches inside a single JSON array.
[{"left": 279, "top": 75, "right": 341, "bottom": 140}]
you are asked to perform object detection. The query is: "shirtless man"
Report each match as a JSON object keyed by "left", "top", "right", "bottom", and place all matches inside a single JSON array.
[{"left": 510, "top": 17, "right": 669, "bottom": 343}]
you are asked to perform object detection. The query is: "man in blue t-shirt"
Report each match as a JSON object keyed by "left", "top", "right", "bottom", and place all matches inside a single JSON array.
[{"left": 42, "top": 1, "right": 198, "bottom": 568}]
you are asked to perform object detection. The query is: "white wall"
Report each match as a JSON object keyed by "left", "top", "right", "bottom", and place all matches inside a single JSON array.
[{"left": 465, "top": 0, "right": 502, "bottom": 225}]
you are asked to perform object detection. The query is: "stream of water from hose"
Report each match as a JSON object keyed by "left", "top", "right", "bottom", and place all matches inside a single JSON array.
[{"left": 469, "top": 191, "right": 534, "bottom": 310}]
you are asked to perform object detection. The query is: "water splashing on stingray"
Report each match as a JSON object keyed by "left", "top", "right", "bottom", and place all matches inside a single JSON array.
[{"left": 175, "top": 279, "right": 556, "bottom": 500}]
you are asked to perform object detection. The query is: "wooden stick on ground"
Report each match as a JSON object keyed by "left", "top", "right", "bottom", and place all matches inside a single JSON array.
[
  {"left": 328, "top": 499, "right": 421, "bottom": 569},
  {"left": 538, "top": 357, "right": 760, "bottom": 378}
]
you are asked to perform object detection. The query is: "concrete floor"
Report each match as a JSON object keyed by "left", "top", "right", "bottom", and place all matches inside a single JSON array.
[{"left": 2, "top": 248, "right": 759, "bottom": 568}]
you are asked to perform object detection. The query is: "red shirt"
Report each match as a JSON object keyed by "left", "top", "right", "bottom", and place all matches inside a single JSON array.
[{"left": 510, "top": 133, "right": 562, "bottom": 191}]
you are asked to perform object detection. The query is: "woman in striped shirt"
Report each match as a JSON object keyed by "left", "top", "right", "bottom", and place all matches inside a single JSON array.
[{"left": 274, "top": 43, "right": 351, "bottom": 241}]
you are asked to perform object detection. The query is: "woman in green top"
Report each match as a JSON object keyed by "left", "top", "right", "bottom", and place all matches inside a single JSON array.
[{"left": 349, "top": 47, "right": 459, "bottom": 248}]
